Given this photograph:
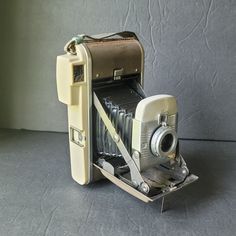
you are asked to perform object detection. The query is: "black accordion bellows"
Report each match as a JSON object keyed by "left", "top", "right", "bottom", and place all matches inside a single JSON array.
[{"left": 94, "top": 83, "right": 143, "bottom": 157}]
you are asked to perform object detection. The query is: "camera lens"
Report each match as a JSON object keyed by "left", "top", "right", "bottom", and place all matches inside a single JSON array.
[
  {"left": 150, "top": 126, "right": 177, "bottom": 158},
  {"left": 161, "top": 133, "right": 173, "bottom": 153}
]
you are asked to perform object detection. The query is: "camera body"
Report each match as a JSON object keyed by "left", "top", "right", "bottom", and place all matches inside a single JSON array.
[{"left": 56, "top": 32, "right": 198, "bottom": 202}]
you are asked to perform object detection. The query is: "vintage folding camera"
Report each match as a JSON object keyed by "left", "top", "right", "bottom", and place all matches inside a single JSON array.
[{"left": 56, "top": 31, "right": 198, "bottom": 203}]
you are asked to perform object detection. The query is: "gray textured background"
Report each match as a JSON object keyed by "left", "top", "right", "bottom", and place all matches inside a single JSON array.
[{"left": 0, "top": 0, "right": 235, "bottom": 140}]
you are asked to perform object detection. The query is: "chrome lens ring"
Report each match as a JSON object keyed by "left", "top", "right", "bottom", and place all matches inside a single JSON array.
[{"left": 151, "top": 126, "right": 177, "bottom": 157}]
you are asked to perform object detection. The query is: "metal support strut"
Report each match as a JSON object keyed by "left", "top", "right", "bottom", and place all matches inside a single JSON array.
[{"left": 93, "top": 92, "right": 150, "bottom": 194}]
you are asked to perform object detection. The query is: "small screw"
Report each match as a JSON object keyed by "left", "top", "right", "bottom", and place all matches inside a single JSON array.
[
  {"left": 96, "top": 73, "right": 100, "bottom": 78},
  {"left": 141, "top": 143, "right": 147, "bottom": 149},
  {"left": 182, "top": 167, "right": 189, "bottom": 175},
  {"left": 78, "top": 133, "right": 83, "bottom": 141}
]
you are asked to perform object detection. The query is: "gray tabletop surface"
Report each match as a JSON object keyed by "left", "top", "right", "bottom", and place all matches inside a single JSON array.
[{"left": 0, "top": 129, "right": 235, "bottom": 236}]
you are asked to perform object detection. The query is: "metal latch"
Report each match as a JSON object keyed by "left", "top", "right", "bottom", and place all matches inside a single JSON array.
[
  {"left": 70, "top": 127, "right": 85, "bottom": 147},
  {"left": 113, "top": 68, "right": 124, "bottom": 80}
]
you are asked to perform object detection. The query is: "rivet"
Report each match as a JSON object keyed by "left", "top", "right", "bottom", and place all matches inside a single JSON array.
[
  {"left": 132, "top": 151, "right": 140, "bottom": 159},
  {"left": 113, "top": 134, "right": 120, "bottom": 143},
  {"left": 140, "top": 182, "right": 150, "bottom": 193}
]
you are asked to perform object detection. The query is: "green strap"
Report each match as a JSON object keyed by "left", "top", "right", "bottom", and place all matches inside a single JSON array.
[{"left": 72, "top": 35, "right": 85, "bottom": 45}]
